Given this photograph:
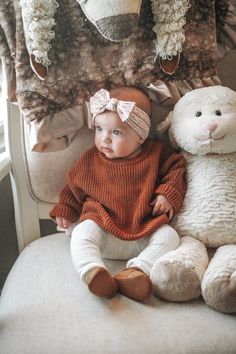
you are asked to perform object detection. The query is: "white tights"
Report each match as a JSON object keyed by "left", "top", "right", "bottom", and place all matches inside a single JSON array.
[{"left": 70, "top": 219, "right": 179, "bottom": 283}]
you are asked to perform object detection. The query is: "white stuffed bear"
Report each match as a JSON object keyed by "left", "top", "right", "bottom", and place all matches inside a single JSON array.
[{"left": 153, "top": 85, "right": 236, "bottom": 313}]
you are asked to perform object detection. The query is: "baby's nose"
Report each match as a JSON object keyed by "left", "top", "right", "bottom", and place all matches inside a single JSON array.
[
  {"left": 202, "top": 121, "right": 218, "bottom": 133},
  {"left": 103, "top": 133, "right": 112, "bottom": 142}
]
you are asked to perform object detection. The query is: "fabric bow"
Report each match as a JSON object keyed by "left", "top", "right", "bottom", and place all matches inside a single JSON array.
[{"left": 90, "top": 89, "right": 136, "bottom": 121}]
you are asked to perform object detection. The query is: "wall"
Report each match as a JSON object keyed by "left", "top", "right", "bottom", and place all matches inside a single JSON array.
[{"left": 218, "top": 51, "right": 236, "bottom": 91}]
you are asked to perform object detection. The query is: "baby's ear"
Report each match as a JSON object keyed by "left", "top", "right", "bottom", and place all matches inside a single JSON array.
[
  {"left": 77, "top": 0, "right": 142, "bottom": 42},
  {"left": 139, "top": 136, "right": 145, "bottom": 144}
]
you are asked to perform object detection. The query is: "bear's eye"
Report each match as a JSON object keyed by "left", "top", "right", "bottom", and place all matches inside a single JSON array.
[
  {"left": 215, "top": 110, "right": 222, "bottom": 116},
  {"left": 195, "top": 111, "right": 202, "bottom": 117}
]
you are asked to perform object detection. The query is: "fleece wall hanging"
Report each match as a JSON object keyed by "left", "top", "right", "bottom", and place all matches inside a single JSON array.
[{"left": 0, "top": 0, "right": 235, "bottom": 151}]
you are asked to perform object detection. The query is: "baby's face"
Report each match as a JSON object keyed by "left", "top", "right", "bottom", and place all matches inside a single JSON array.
[{"left": 94, "top": 111, "right": 144, "bottom": 159}]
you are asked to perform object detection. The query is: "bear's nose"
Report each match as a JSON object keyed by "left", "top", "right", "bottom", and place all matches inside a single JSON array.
[{"left": 202, "top": 122, "right": 218, "bottom": 132}]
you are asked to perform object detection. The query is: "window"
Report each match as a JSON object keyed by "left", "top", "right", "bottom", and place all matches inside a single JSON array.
[
  {"left": 0, "top": 68, "right": 13, "bottom": 181},
  {"left": 0, "top": 97, "right": 11, "bottom": 182},
  {"left": 0, "top": 97, "right": 5, "bottom": 153}
]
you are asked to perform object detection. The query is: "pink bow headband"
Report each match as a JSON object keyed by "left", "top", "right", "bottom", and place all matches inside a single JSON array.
[{"left": 89, "top": 89, "right": 151, "bottom": 140}]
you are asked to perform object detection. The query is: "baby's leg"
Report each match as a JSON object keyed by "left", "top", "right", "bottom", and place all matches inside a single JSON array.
[
  {"left": 114, "top": 225, "right": 179, "bottom": 301},
  {"left": 127, "top": 224, "right": 180, "bottom": 274},
  {"left": 71, "top": 219, "right": 106, "bottom": 280},
  {"left": 71, "top": 219, "right": 118, "bottom": 297}
]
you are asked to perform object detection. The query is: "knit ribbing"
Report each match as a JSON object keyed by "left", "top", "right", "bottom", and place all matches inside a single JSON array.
[{"left": 50, "top": 140, "right": 186, "bottom": 240}]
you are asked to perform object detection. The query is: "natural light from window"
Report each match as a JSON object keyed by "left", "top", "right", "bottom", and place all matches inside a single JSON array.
[{"left": 0, "top": 97, "right": 5, "bottom": 153}]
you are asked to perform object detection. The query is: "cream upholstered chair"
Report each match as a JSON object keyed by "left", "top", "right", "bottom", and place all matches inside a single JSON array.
[{"left": 0, "top": 95, "right": 236, "bottom": 354}]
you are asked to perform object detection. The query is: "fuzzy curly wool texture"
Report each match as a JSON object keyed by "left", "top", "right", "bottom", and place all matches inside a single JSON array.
[
  {"left": 20, "top": 0, "right": 59, "bottom": 67},
  {"left": 151, "top": 0, "right": 190, "bottom": 59}
]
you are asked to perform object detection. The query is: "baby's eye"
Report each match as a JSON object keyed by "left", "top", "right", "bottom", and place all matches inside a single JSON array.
[
  {"left": 195, "top": 111, "right": 202, "bottom": 117},
  {"left": 96, "top": 125, "right": 102, "bottom": 131},
  {"left": 113, "top": 129, "right": 121, "bottom": 135},
  {"left": 215, "top": 110, "right": 222, "bottom": 116}
]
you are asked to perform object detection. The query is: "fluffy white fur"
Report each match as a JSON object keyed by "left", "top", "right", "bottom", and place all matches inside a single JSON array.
[
  {"left": 173, "top": 153, "right": 236, "bottom": 247},
  {"left": 171, "top": 86, "right": 236, "bottom": 155},
  {"left": 153, "top": 86, "right": 236, "bottom": 313}
]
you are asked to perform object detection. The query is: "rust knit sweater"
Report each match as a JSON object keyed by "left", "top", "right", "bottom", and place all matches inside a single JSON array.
[{"left": 50, "top": 140, "right": 186, "bottom": 240}]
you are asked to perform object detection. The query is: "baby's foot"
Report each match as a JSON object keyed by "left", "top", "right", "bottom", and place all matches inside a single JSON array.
[
  {"left": 114, "top": 268, "right": 152, "bottom": 302},
  {"left": 86, "top": 267, "right": 118, "bottom": 298}
]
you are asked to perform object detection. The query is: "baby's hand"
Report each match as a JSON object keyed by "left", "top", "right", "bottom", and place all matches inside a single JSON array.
[
  {"left": 55, "top": 217, "right": 72, "bottom": 229},
  {"left": 150, "top": 194, "right": 174, "bottom": 220}
]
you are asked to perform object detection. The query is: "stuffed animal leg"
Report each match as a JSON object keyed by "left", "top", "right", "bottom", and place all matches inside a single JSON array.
[
  {"left": 201, "top": 245, "right": 236, "bottom": 313},
  {"left": 152, "top": 236, "right": 209, "bottom": 301},
  {"left": 20, "top": 0, "right": 59, "bottom": 80}
]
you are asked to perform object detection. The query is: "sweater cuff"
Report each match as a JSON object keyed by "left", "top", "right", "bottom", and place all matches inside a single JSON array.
[
  {"left": 49, "top": 204, "right": 79, "bottom": 223},
  {"left": 155, "top": 184, "right": 183, "bottom": 214}
]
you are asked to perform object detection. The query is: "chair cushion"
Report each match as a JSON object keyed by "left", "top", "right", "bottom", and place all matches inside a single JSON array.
[
  {"left": 0, "top": 234, "right": 236, "bottom": 354},
  {"left": 25, "top": 126, "right": 94, "bottom": 204}
]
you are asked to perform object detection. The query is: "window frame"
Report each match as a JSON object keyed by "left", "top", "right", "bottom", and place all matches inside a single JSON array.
[
  {"left": 0, "top": 96, "right": 5, "bottom": 152},
  {"left": 0, "top": 98, "right": 11, "bottom": 181},
  {"left": 0, "top": 121, "right": 4, "bottom": 153}
]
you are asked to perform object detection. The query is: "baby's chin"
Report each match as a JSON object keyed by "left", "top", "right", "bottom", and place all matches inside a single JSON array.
[
  {"left": 99, "top": 148, "right": 118, "bottom": 159},
  {"left": 103, "top": 152, "right": 117, "bottom": 159}
]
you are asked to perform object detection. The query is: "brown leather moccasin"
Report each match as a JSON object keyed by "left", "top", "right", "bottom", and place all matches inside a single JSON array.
[
  {"left": 87, "top": 267, "right": 118, "bottom": 298},
  {"left": 114, "top": 268, "right": 152, "bottom": 302}
]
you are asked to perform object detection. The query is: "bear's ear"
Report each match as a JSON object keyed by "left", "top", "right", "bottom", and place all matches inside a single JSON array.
[{"left": 77, "top": 0, "right": 142, "bottom": 42}]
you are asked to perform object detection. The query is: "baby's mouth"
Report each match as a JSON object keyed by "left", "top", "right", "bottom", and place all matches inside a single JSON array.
[{"left": 101, "top": 146, "right": 112, "bottom": 153}]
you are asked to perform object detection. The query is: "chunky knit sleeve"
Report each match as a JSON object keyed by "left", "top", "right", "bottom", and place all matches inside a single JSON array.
[
  {"left": 49, "top": 164, "right": 86, "bottom": 223},
  {"left": 155, "top": 145, "right": 186, "bottom": 214}
]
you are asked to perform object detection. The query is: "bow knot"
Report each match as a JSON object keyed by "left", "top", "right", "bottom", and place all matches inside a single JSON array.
[
  {"left": 90, "top": 89, "right": 135, "bottom": 122},
  {"left": 106, "top": 97, "right": 119, "bottom": 111}
]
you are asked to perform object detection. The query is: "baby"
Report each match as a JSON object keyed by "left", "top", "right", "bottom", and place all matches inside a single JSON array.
[{"left": 50, "top": 87, "right": 186, "bottom": 301}]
